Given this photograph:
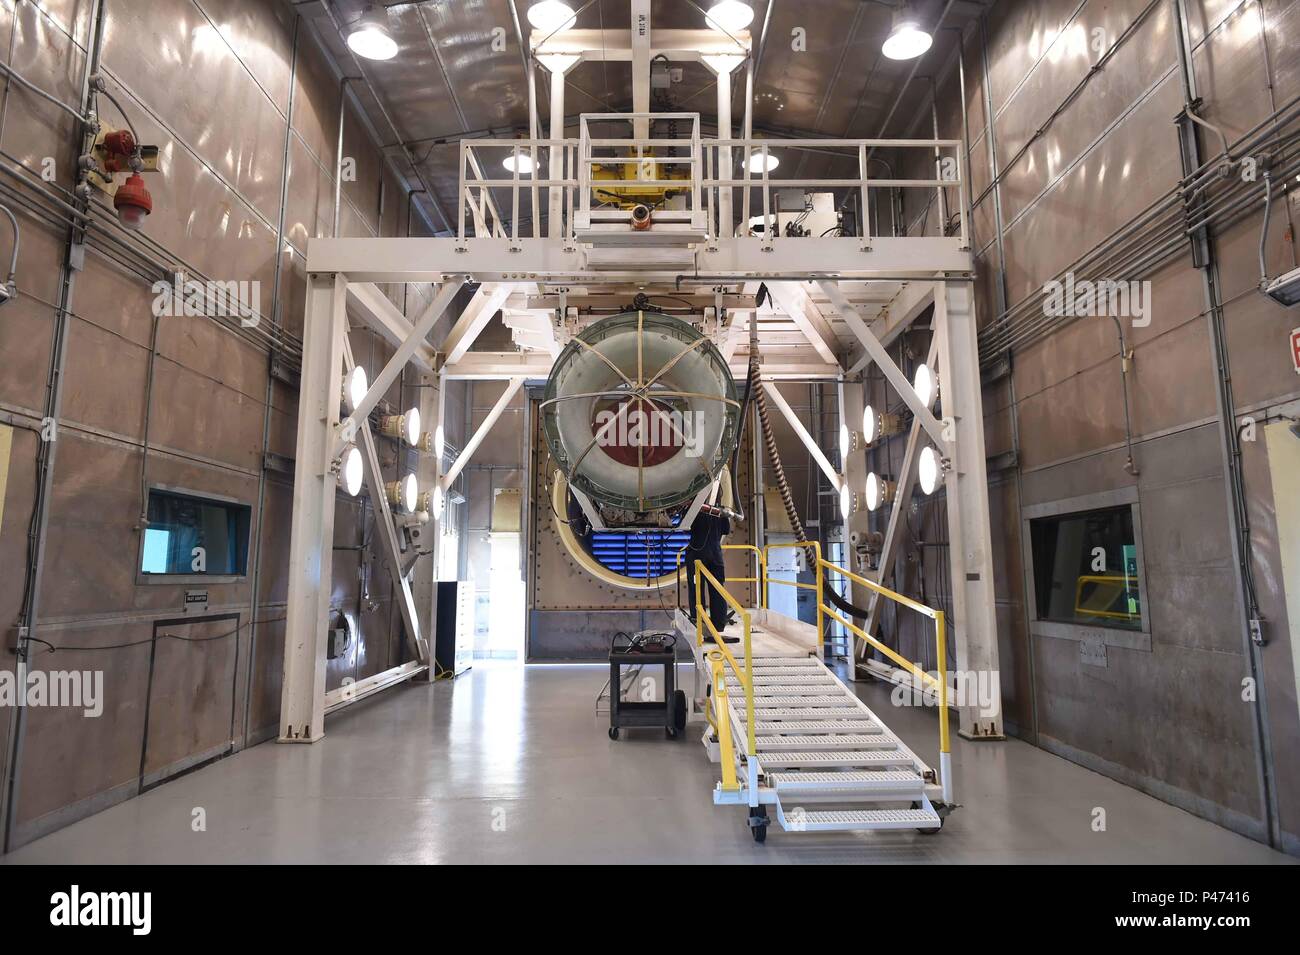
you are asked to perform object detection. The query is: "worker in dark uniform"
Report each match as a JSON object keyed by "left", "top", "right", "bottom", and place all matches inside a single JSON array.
[{"left": 685, "top": 469, "right": 739, "bottom": 644}]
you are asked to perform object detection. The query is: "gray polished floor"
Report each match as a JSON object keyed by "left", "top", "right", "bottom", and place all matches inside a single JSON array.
[{"left": 3, "top": 661, "right": 1293, "bottom": 864}]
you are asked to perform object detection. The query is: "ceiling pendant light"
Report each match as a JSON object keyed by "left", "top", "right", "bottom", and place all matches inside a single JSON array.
[
  {"left": 747, "top": 150, "right": 779, "bottom": 173},
  {"left": 347, "top": 4, "right": 398, "bottom": 61},
  {"left": 502, "top": 152, "right": 535, "bottom": 174},
  {"left": 882, "top": 4, "right": 933, "bottom": 61},
  {"left": 706, "top": 1, "right": 755, "bottom": 33},
  {"left": 528, "top": 1, "right": 577, "bottom": 34}
]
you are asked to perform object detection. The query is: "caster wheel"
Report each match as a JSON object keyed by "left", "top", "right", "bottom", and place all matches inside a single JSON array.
[
  {"left": 666, "top": 727, "right": 679, "bottom": 739},
  {"left": 608, "top": 727, "right": 619, "bottom": 740},
  {"left": 748, "top": 806, "right": 768, "bottom": 844},
  {"left": 911, "top": 801, "right": 942, "bottom": 834},
  {"left": 672, "top": 689, "right": 688, "bottom": 732}
]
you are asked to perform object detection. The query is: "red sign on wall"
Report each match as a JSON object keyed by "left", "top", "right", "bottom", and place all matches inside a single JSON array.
[{"left": 1292, "top": 327, "right": 1300, "bottom": 375}]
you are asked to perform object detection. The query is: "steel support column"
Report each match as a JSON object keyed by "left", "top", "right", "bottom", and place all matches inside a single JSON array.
[
  {"left": 279, "top": 273, "right": 349, "bottom": 742},
  {"left": 933, "top": 280, "right": 1003, "bottom": 739}
]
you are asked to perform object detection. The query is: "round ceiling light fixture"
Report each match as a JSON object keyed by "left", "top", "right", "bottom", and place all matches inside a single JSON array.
[
  {"left": 747, "top": 150, "right": 779, "bottom": 173},
  {"left": 839, "top": 482, "right": 852, "bottom": 519},
  {"left": 882, "top": 5, "right": 933, "bottom": 61},
  {"left": 502, "top": 151, "right": 535, "bottom": 174},
  {"left": 528, "top": 1, "right": 577, "bottom": 34},
  {"left": 862, "top": 403, "right": 877, "bottom": 444},
  {"left": 705, "top": 1, "right": 755, "bottom": 33},
  {"left": 430, "top": 484, "right": 445, "bottom": 518},
  {"left": 433, "top": 424, "right": 446, "bottom": 459},
  {"left": 347, "top": 4, "right": 398, "bottom": 61}
]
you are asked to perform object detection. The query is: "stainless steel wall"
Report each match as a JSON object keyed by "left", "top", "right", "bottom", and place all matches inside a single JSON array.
[
  {"left": 868, "top": 0, "right": 1300, "bottom": 852},
  {"left": 0, "top": 0, "right": 442, "bottom": 848}
]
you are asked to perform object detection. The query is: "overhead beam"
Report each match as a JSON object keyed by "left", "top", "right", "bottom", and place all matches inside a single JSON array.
[
  {"left": 342, "top": 278, "right": 464, "bottom": 444},
  {"left": 442, "top": 282, "right": 513, "bottom": 365},
  {"left": 761, "top": 381, "right": 841, "bottom": 492},
  {"left": 345, "top": 282, "right": 436, "bottom": 372},
  {"left": 818, "top": 280, "right": 947, "bottom": 448},
  {"left": 766, "top": 282, "right": 840, "bottom": 366},
  {"left": 310, "top": 236, "right": 974, "bottom": 282},
  {"left": 441, "top": 377, "right": 526, "bottom": 489},
  {"left": 848, "top": 281, "right": 937, "bottom": 373},
  {"left": 442, "top": 351, "right": 553, "bottom": 379}
]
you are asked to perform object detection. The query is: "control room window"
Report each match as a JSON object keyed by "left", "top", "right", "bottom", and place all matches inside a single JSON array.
[
  {"left": 1029, "top": 504, "right": 1142, "bottom": 631},
  {"left": 140, "top": 488, "right": 251, "bottom": 577}
]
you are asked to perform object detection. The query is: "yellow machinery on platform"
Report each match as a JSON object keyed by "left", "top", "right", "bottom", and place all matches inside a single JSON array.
[{"left": 684, "top": 541, "right": 953, "bottom": 841}]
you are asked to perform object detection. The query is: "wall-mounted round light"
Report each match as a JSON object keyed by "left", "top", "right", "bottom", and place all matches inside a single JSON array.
[
  {"left": 528, "top": 0, "right": 577, "bottom": 34},
  {"left": 344, "top": 365, "right": 368, "bottom": 412},
  {"left": 430, "top": 484, "right": 445, "bottom": 518},
  {"left": 913, "top": 362, "right": 935, "bottom": 407},
  {"left": 918, "top": 446, "right": 941, "bottom": 495},
  {"left": 862, "top": 403, "right": 877, "bottom": 444},
  {"left": 838, "top": 424, "right": 852, "bottom": 461},
  {"left": 347, "top": 4, "right": 398, "bottom": 60},
  {"left": 865, "top": 472, "right": 896, "bottom": 512},
  {"left": 747, "top": 151, "right": 779, "bottom": 173},
  {"left": 502, "top": 152, "right": 535, "bottom": 174},
  {"left": 379, "top": 408, "right": 421, "bottom": 445},
  {"left": 387, "top": 473, "right": 419, "bottom": 512},
  {"left": 433, "top": 424, "right": 445, "bottom": 459},
  {"left": 839, "top": 482, "right": 852, "bottom": 519},
  {"left": 882, "top": 6, "right": 933, "bottom": 61},
  {"left": 706, "top": 1, "right": 754, "bottom": 33},
  {"left": 339, "top": 445, "right": 364, "bottom": 497}
]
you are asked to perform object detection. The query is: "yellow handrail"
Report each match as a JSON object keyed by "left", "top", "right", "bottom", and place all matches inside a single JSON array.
[
  {"left": 817, "top": 559, "right": 951, "bottom": 791},
  {"left": 722, "top": 543, "right": 766, "bottom": 609},
  {"left": 707, "top": 651, "right": 739, "bottom": 791},
  {"left": 675, "top": 543, "right": 768, "bottom": 611},
  {"left": 695, "top": 560, "right": 755, "bottom": 761},
  {"left": 763, "top": 541, "right": 824, "bottom": 649}
]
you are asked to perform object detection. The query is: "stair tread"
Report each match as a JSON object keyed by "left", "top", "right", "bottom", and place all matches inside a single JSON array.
[
  {"left": 781, "top": 808, "right": 940, "bottom": 831},
  {"left": 741, "top": 707, "right": 872, "bottom": 718},
  {"left": 753, "top": 720, "right": 881, "bottom": 734},
  {"left": 755, "top": 734, "right": 894, "bottom": 750},
  {"left": 759, "top": 751, "right": 912, "bottom": 767},
  {"left": 768, "top": 770, "right": 924, "bottom": 791}
]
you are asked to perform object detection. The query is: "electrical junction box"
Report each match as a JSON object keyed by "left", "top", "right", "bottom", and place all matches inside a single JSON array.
[{"left": 327, "top": 627, "right": 350, "bottom": 661}]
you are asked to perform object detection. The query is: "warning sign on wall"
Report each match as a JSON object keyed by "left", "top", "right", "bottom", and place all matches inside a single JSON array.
[{"left": 1292, "top": 327, "right": 1300, "bottom": 374}]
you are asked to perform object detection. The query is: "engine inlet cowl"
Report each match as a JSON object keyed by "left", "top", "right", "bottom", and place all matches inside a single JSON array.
[{"left": 541, "top": 310, "right": 739, "bottom": 513}]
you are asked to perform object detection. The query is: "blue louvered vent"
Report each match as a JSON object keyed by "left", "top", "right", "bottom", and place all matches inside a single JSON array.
[{"left": 589, "top": 529, "right": 693, "bottom": 579}]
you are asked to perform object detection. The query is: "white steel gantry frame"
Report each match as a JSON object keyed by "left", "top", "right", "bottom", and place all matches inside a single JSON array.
[{"left": 278, "top": 7, "right": 1003, "bottom": 743}]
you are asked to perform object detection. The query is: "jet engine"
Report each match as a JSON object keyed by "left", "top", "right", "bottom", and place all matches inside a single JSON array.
[{"left": 541, "top": 309, "right": 740, "bottom": 529}]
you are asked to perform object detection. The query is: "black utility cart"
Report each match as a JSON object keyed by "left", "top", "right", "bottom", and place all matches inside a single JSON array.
[{"left": 607, "top": 631, "right": 688, "bottom": 739}]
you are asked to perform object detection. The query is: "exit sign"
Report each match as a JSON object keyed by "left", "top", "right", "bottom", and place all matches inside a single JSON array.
[{"left": 1293, "top": 327, "right": 1300, "bottom": 374}]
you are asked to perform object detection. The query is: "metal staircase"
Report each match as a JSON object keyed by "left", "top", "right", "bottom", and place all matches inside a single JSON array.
[
  {"left": 724, "top": 654, "right": 942, "bottom": 839},
  {"left": 683, "top": 543, "right": 956, "bottom": 844}
]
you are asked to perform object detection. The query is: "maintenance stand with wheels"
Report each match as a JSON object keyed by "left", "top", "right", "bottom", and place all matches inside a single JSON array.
[{"left": 608, "top": 631, "right": 688, "bottom": 740}]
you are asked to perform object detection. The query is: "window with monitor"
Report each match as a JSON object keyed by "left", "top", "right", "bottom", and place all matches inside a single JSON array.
[
  {"left": 139, "top": 487, "right": 251, "bottom": 578},
  {"left": 1026, "top": 492, "right": 1145, "bottom": 636}
]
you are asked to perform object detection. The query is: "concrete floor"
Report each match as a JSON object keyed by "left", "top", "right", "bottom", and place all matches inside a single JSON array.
[{"left": 3, "top": 661, "right": 1294, "bottom": 864}]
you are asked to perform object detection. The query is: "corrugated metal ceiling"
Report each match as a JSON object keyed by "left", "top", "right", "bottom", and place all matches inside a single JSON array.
[{"left": 292, "top": 0, "right": 990, "bottom": 235}]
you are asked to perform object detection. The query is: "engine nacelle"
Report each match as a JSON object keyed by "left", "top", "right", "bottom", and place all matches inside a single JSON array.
[{"left": 541, "top": 310, "right": 739, "bottom": 524}]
